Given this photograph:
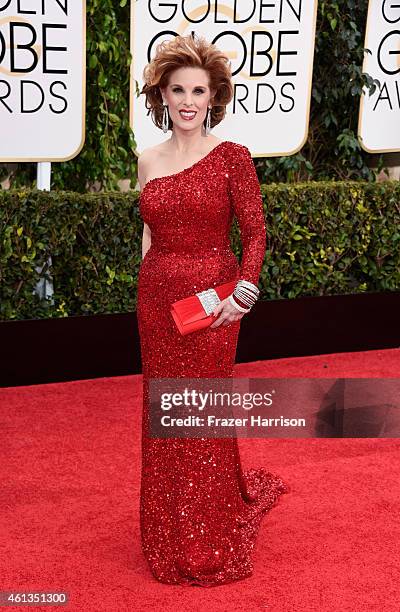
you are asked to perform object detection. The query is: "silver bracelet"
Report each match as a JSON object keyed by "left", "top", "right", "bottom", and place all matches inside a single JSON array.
[
  {"left": 233, "top": 289, "right": 255, "bottom": 307},
  {"left": 233, "top": 279, "right": 260, "bottom": 308},
  {"left": 228, "top": 294, "right": 250, "bottom": 313},
  {"left": 236, "top": 279, "right": 260, "bottom": 293}
]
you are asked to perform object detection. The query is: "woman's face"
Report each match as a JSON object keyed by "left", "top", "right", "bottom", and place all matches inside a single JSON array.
[{"left": 161, "top": 67, "right": 216, "bottom": 133}]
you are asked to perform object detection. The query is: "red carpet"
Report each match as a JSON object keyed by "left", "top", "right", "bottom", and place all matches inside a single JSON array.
[{"left": 1, "top": 348, "right": 399, "bottom": 611}]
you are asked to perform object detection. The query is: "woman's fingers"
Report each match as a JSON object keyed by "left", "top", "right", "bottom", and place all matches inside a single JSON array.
[
  {"left": 210, "top": 298, "right": 244, "bottom": 328},
  {"left": 210, "top": 307, "right": 223, "bottom": 328}
]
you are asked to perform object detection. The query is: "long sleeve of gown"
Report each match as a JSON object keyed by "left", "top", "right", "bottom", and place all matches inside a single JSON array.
[{"left": 227, "top": 144, "right": 267, "bottom": 287}]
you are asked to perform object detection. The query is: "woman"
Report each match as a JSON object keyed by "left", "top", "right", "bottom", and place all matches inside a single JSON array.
[{"left": 136, "top": 33, "right": 289, "bottom": 587}]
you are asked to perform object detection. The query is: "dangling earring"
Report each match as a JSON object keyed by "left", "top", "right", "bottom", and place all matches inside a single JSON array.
[
  {"left": 162, "top": 101, "right": 169, "bottom": 133},
  {"left": 205, "top": 106, "right": 212, "bottom": 135}
]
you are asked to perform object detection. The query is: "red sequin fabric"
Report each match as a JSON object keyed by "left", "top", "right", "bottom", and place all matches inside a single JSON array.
[{"left": 137, "top": 140, "right": 289, "bottom": 586}]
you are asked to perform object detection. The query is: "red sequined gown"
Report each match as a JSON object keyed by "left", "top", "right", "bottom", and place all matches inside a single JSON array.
[{"left": 137, "top": 140, "right": 289, "bottom": 586}]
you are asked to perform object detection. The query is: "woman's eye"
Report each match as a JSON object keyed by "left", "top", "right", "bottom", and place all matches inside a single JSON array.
[{"left": 172, "top": 88, "right": 204, "bottom": 94}]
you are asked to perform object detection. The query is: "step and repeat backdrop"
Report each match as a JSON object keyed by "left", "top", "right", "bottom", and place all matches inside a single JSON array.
[{"left": 0, "top": 0, "right": 399, "bottom": 162}]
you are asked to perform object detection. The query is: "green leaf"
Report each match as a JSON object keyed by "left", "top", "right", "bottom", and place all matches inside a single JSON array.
[{"left": 89, "top": 55, "right": 98, "bottom": 69}]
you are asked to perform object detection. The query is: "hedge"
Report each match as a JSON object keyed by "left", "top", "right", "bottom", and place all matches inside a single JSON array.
[{"left": 1, "top": 180, "right": 399, "bottom": 321}]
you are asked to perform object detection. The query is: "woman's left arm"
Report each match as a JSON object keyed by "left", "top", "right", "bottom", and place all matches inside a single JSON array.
[
  {"left": 210, "top": 144, "right": 266, "bottom": 327},
  {"left": 226, "top": 143, "right": 267, "bottom": 287}
]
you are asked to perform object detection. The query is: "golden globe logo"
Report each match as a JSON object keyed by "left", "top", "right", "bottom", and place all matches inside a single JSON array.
[
  {"left": 130, "top": 0, "right": 318, "bottom": 157},
  {"left": 358, "top": 0, "right": 400, "bottom": 152},
  {"left": 0, "top": 0, "right": 85, "bottom": 161}
]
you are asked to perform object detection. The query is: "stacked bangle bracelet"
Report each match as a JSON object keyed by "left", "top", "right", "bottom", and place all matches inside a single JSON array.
[{"left": 229, "top": 279, "right": 260, "bottom": 313}]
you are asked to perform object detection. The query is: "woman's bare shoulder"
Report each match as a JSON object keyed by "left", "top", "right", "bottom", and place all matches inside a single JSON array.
[
  {"left": 138, "top": 145, "right": 159, "bottom": 167},
  {"left": 137, "top": 145, "right": 160, "bottom": 188}
]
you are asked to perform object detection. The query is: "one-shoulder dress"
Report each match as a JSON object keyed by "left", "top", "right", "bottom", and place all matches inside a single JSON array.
[{"left": 137, "top": 140, "right": 289, "bottom": 586}]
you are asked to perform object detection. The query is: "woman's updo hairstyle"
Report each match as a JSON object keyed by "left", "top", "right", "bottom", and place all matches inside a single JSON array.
[{"left": 141, "top": 33, "right": 233, "bottom": 132}]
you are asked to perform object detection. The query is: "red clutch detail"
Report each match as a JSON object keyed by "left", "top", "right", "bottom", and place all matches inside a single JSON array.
[{"left": 171, "top": 280, "right": 236, "bottom": 335}]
